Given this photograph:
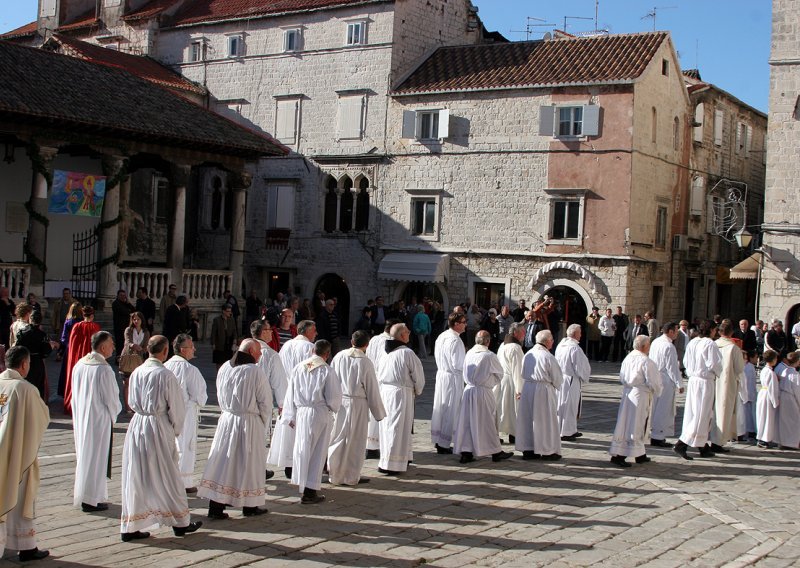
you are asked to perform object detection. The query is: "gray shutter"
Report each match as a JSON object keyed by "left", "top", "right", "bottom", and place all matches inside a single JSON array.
[
  {"left": 401, "top": 110, "right": 417, "bottom": 139},
  {"left": 538, "top": 106, "right": 555, "bottom": 136},
  {"left": 582, "top": 105, "right": 600, "bottom": 136}
]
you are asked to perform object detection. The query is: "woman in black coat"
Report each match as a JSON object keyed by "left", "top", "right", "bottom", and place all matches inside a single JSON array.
[{"left": 15, "top": 310, "right": 58, "bottom": 400}]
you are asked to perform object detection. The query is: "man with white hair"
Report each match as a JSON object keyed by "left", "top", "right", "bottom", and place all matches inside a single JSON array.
[
  {"left": 609, "top": 335, "right": 663, "bottom": 467},
  {"left": 649, "top": 323, "right": 682, "bottom": 448},
  {"left": 199, "top": 339, "right": 272, "bottom": 519},
  {"left": 496, "top": 322, "right": 525, "bottom": 443},
  {"left": 377, "top": 323, "right": 425, "bottom": 475},
  {"left": 555, "top": 324, "right": 591, "bottom": 442},
  {"left": 432, "top": 313, "right": 467, "bottom": 454},
  {"left": 364, "top": 319, "right": 401, "bottom": 459},
  {"left": 515, "top": 330, "right": 564, "bottom": 460},
  {"left": 454, "top": 331, "right": 513, "bottom": 464}
]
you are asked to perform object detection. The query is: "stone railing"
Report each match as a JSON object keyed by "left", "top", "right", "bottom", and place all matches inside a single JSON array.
[
  {"left": 117, "top": 268, "right": 173, "bottom": 302},
  {"left": 0, "top": 263, "right": 30, "bottom": 300},
  {"left": 182, "top": 269, "right": 232, "bottom": 306}
]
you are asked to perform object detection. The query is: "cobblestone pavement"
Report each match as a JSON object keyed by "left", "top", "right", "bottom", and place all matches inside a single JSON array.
[{"left": 3, "top": 345, "right": 799, "bottom": 567}]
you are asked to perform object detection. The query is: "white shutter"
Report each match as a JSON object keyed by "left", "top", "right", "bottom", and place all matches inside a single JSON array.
[
  {"left": 337, "top": 96, "right": 364, "bottom": 139},
  {"left": 690, "top": 176, "right": 705, "bottom": 216},
  {"left": 582, "top": 105, "right": 600, "bottom": 136},
  {"left": 275, "top": 186, "right": 294, "bottom": 229},
  {"left": 276, "top": 99, "right": 298, "bottom": 144},
  {"left": 713, "top": 109, "right": 723, "bottom": 146},
  {"left": 693, "top": 103, "right": 704, "bottom": 142},
  {"left": 437, "top": 109, "right": 450, "bottom": 139},
  {"left": 538, "top": 106, "right": 555, "bottom": 136},
  {"left": 745, "top": 125, "right": 752, "bottom": 157},
  {"left": 401, "top": 110, "right": 417, "bottom": 139}
]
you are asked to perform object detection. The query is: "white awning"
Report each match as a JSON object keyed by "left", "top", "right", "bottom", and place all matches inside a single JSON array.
[
  {"left": 729, "top": 252, "right": 762, "bottom": 280},
  {"left": 377, "top": 253, "right": 450, "bottom": 283}
]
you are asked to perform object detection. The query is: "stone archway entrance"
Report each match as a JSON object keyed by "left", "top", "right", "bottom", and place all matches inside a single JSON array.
[
  {"left": 314, "top": 273, "right": 350, "bottom": 334},
  {"left": 532, "top": 278, "right": 592, "bottom": 347}
]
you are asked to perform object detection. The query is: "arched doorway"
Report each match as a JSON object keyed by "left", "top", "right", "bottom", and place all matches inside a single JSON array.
[
  {"left": 532, "top": 279, "right": 592, "bottom": 349},
  {"left": 314, "top": 273, "right": 350, "bottom": 335}
]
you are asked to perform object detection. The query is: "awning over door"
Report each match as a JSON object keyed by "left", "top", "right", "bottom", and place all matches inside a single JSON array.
[
  {"left": 729, "top": 252, "right": 762, "bottom": 280},
  {"left": 377, "top": 253, "right": 450, "bottom": 283}
]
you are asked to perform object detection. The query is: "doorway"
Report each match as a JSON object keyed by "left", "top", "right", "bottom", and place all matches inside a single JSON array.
[
  {"left": 314, "top": 273, "right": 350, "bottom": 334},
  {"left": 542, "top": 285, "right": 589, "bottom": 348}
]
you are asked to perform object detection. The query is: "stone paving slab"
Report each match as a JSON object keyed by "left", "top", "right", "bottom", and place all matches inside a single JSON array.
[{"left": 0, "top": 349, "right": 798, "bottom": 567}]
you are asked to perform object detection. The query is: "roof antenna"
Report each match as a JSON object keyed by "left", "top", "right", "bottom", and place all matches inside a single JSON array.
[
  {"left": 641, "top": 6, "right": 676, "bottom": 32},
  {"left": 509, "top": 16, "right": 555, "bottom": 41}
]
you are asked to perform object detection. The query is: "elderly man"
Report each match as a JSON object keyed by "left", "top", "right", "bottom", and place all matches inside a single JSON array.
[
  {"left": 71, "top": 331, "right": 121, "bottom": 512},
  {"left": 364, "top": 319, "right": 401, "bottom": 459},
  {"left": 555, "top": 324, "right": 592, "bottom": 441},
  {"left": 121, "top": 336, "right": 201, "bottom": 542},
  {"left": 268, "top": 320, "right": 316, "bottom": 478},
  {"left": 609, "top": 335, "right": 663, "bottom": 467},
  {"left": 674, "top": 320, "right": 723, "bottom": 460},
  {"left": 649, "top": 323, "right": 683, "bottom": 447},
  {"left": 516, "top": 330, "right": 564, "bottom": 461},
  {"left": 733, "top": 319, "right": 758, "bottom": 353},
  {"left": 164, "top": 334, "right": 208, "bottom": 493},
  {"left": 315, "top": 299, "right": 340, "bottom": 355},
  {"left": 329, "top": 331, "right": 386, "bottom": 486},
  {"left": 710, "top": 319, "right": 745, "bottom": 453},
  {"left": 284, "top": 340, "right": 342, "bottom": 503},
  {"left": 454, "top": 331, "right": 513, "bottom": 464},
  {"left": 199, "top": 339, "right": 271, "bottom": 519},
  {"left": 432, "top": 313, "right": 467, "bottom": 454},
  {"left": 0, "top": 346, "right": 50, "bottom": 562},
  {"left": 377, "top": 323, "right": 425, "bottom": 475},
  {"left": 496, "top": 322, "right": 525, "bottom": 443}
]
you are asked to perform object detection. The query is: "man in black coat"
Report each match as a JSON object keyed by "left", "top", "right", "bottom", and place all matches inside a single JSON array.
[
  {"left": 112, "top": 290, "right": 136, "bottom": 356},
  {"left": 733, "top": 319, "right": 758, "bottom": 353},
  {"left": 135, "top": 287, "right": 157, "bottom": 333}
]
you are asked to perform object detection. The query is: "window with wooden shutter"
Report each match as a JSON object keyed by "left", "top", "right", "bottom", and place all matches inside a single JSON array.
[
  {"left": 714, "top": 109, "right": 724, "bottom": 146},
  {"left": 693, "top": 103, "right": 704, "bottom": 143},
  {"left": 690, "top": 176, "right": 705, "bottom": 217},
  {"left": 337, "top": 96, "right": 365, "bottom": 140},
  {"left": 267, "top": 184, "right": 295, "bottom": 230},
  {"left": 275, "top": 99, "right": 299, "bottom": 144}
]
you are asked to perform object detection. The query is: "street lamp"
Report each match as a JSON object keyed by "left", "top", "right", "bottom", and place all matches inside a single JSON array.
[{"left": 734, "top": 227, "right": 753, "bottom": 248}]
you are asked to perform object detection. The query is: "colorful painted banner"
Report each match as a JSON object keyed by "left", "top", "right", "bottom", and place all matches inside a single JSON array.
[{"left": 49, "top": 170, "right": 106, "bottom": 217}]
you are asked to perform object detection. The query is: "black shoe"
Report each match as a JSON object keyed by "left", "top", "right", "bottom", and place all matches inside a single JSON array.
[
  {"left": 635, "top": 455, "right": 652, "bottom": 464},
  {"left": 185, "top": 487, "right": 198, "bottom": 495},
  {"left": 265, "top": 469, "right": 275, "bottom": 481},
  {"left": 173, "top": 521, "right": 202, "bottom": 536},
  {"left": 284, "top": 467, "right": 293, "bottom": 479},
  {"left": 709, "top": 443, "right": 730, "bottom": 453},
  {"left": 459, "top": 452, "right": 475, "bottom": 464},
  {"left": 508, "top": 434, "right": 515, "bottom": 443},
  {"left": 492, "top": 451, "right": 513, "bottom": 462},
  {"left": 365, "top": 449, "right": 380, "bottom": 460},
  {"left": 243, "top": 506, "right": 269, "bottom": 517},
  {"left": 377, "top": 467, "right": 400, "bottom": 475},
  {"left": 208, "top": 501, "right": 229, "bottom": 520},
  {"left": 756, "top": 440, "right": 768, "bottom": 448},
  {"left": 650, "top": 438, "right": 673, "bottom": 448},
  {"left": 699, "top": 445, "right": 716, "bottom": 458},
  {"left": 561, "top": 435, "right": 577, "bottom": 442},
  {"left": 19, "top": 548, "right": 50, "bottom": 561},
  {"left": 82, "top": 502, "right": 109, "bottom": 512},
  {"left": 573, "top": 432, "right": 583, "bottom": 438},
  {"left": 610, "top": 455, "right": 631, "bottom": 468},
  {"left": 673, "top": 442, "right": 693, "bottom": 461},
  {"left": 436, "top": 444, "right": 454, "bottom": 455},
  {"left": 737, "top": 435, "right": 748, "bottom": 442},
  {"left": 301, "top": 490, "right": 326, "bottom": 504},
  {"left": 121, "top": 531, "right": 150, "bottom": 543},
  {"left": 522, "top": 451, "right": 541, "bottom": 460},
  {"left": 357, "top": 477, "right": 370, "bottom": 484},
  {"left": 541, "top": 453, "right": 562, "bottom": 461}
]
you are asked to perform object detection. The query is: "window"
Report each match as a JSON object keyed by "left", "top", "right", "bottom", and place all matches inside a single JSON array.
[
  {"left": 661, "top": 59, "right": 669, "bottom": 76},
  {"left": 651, "top": 107, "right": 657, "bottom": 144},
  {"left": 539, "top": 105, "right": 600, "bottom": 138},
  {"left": 714, "top": 109, "right": 724, "bottom": 146},
  {"left": 551, "top": 201, "right": 581, "bottom": 240},
  {"left": 284, "top": 29, "right": 301, "bottom": 52},
  {"left": 745, "top": 125, "right": 752, "bottom": 157},
  {"left": 690, "top": 176, "right": 705, "bottom": 217},
  {"left": 152, "top": 175, "right": 169, "bottom": 224},
  {"left": 401, "top": 109, "right": 450, "bottom": 141},
  {"left": 655, "top": 206, "right": 668, "bottom": 248},
  {"left": 736, "top": 122, "right": 748, "bottom": 155},
  {"left": 189, "top": 40, "right": 206, "bottom": 62},
  {"left": 227, "top": 34, "right": 244, "bottom": 57},
  {"left": 266, "top": 184, "right": 295, "bottom": 229},
  {"left": 337, "top": 95, "right": 365, "bottom": 140},
  {"left": 323, "top": 175, "right": 370, "bottom": 233},
  {"left": 346, "top": 21, "right": 366, "bottom": 46},
  {"left": 693, "top": 103, "right": 704, "bottom": 143},
  {"left": 412, "top": 199, "right": 437, "bottom": 236},
  {"left": 673, "top": 117, "right": 680, "bottom": 151},
  {"left": 274, "top": 97, "right": 301, "bottom": 145}
]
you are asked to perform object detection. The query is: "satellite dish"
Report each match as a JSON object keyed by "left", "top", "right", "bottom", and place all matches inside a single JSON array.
[{"left": 543, "top": 32, "right": 552, "bottom": 40}]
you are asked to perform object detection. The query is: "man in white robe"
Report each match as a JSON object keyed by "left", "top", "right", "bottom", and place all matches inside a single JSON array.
[
  {"left": 199, "top": 339, "right": 272, "bottom": 518},
  {"left": 609, "top": 335, "right": 663, "bottom": 467},
  {"left": 432, "top": 313, "right": 467, "bottom": 453},
  {"left": 454, "top": 331, "right": 513, "bottom": 463},
  {"left": 710, "top": 319, "right": 744, "bottom": 453},
  {"left": 121, "top": 336, "right": 201, "bottom": 542},
  {"left": 251, "top": 319, "right": 288, "bottom": 480},
  {"left": 71, "top": 331, "right": 121, "bottom": 512},
  {"left": 329, "top": 331, "right": 386, "bottom": 486},
  {"left": 164, "top": 334, "right": 208, "bottom": 493},
  {"left": 378, "top": 324, "right": 425, "bottom": 474},
  {"left": 496, "top": 322, "right": 525, "bottom": 442},
  {"left": 554, "top": 324, "right": 591, "bottom": 441},
  {"left": 268, "top": 320, "right": 316, "bottom": 478},
  {"left": 674, "top": 320, "right": 723, "bottom": 460},
  {"left": 515, "top": 330, "right": 564, "bottom": 460},
  {"left": 365, "top": 318, "right": 401, "bottom": 459},
  {"left": 777, "top": 352, "right": 800, "bottom": 448},
  {"left": 284, "top": 340, "right": 342, "bottom": 503},
  {"left": 649, "top": 322, "right": 683, "bottom": 447},
  {"left": 0, "top": 346, "right": 50, "bottom": 562}
]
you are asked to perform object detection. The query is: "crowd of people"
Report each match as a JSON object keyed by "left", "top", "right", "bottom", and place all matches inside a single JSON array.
[{"left": 2, "top": 283, "right": 800, "bottom": 562}]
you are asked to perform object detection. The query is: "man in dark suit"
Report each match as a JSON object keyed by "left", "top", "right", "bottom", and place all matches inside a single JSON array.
[
  {"left": 733, "top": 319, "right": 758, "bottom": 352},
  {"left": 623, "top": 314, "right": 648, "bottom": 353},
  {"left": 163, "top": 295, "right": 191, "bottom": 356}
]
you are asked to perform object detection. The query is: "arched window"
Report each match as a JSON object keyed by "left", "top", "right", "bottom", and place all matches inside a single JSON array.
[
  {"left": 324, "top": 176, "right": 338, "bottom": 233},
  {"left": 355, "top": 177, "right": 369, "bottom": 231},
  {"left": 224, "top": 186, "right": 233, "bottom": 230},
  {"left": 339, "top": 176, "right": 354, "bottom": 232},
  {"left": 651, "top": 107, "right": 657, "bottom": 144},
  {"left": 673, "top": 116, "right": 680, "bottom": 151}
]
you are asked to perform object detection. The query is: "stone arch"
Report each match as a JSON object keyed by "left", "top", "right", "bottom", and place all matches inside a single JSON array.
[{"left": 527, "top": 260, "right": 610, "bottom": 303}]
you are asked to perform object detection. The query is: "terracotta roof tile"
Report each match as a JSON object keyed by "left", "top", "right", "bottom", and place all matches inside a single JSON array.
[
  {"left": 394, "top": 32, "right": 669, "bottom": 95},
  {"left": 51, "top": 34, "right": 206, "bottom": 95},
  {"left": 0, "top": 40, "right": 286, "bottom": 158},
  {"left": 0, "top": 21, "right": 38, "bottom": 40},
  {"left": 122, "top": 0, "right": 182, "bottom": 22},
  {"left": 56, "top": 8, "right": 101, "bottom": 32},
  {"left": 170, "top": 0, "right": 387, "bottom": 26}
]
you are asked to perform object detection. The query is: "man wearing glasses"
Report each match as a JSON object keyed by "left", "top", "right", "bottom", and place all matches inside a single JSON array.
[{"left": 432, "top": 314, "right": 467, "bottom": 454}]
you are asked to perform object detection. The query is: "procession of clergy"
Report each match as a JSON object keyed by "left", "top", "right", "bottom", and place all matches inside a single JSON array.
[{"left": 3, "top": 309, "right": 800, "bottom": 561}]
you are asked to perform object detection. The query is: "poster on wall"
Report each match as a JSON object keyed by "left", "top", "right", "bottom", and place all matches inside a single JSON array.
[{"left": 49, "top": 170, "right": 106, "bottom": 217}]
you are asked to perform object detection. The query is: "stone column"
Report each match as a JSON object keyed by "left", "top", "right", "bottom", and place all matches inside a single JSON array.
[
  {"left": 97, "top": 155, "right": 127, "bottom": 304},
  {"left": 168, "top": 164, "right": 191, "bottom": 293},
  {"left": 25, "top": 146, "right": 58, "bottom": 293},
  {"left": 229, "top": 171, "right": 251, "bottom": 299}
]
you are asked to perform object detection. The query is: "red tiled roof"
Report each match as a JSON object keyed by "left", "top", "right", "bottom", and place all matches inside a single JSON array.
[
  {"left": 394, "top": 32, "right": 669, "bottom": 95},
  {"left": 56, "top": 8, "right": 101, "bottom": 32},
  {"left": 122, "top": 0, "right": 182, "bottom": 22},
  {"left": 0, "top": 21, "right": 37, "bottom": 40},
  {"left": 49, "top": 34, "right": 206, "bottom": 95},
  {"left": 169, "top": 0, "right": 388, "bottom": 27}
]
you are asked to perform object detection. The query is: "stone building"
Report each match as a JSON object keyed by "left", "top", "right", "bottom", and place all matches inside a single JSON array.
[{"left": 761, "top": 0, "right": 800, "bottom": 331}]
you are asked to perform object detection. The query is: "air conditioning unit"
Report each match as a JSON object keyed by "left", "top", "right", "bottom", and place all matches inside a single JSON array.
[{"left": 672, "top": 234, "right": 689, "bottom": 251}]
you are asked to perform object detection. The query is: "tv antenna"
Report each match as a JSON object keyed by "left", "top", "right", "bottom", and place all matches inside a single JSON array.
[
  {"left": 642, "top": 6, "right": 677, "bottom": 31},
  {"left": 510, "top": 16, "right": 556, "bottom": 41},
  {"left": 563, "top": 15, "right": 593, "bottom": 33}
]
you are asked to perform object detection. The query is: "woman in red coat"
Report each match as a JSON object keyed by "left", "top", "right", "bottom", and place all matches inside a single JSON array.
[{"left": 63, "top": 306, "right": 101, "bottom": 414}]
